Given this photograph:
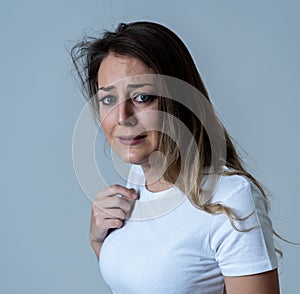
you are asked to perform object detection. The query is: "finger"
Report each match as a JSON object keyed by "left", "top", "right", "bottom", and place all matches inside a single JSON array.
[
  {"left": 93, "top": 196, "right": 133, "bottom": 216},
  {"left": 92, "top": 197, "right": 130, "bottom": 216},
  {"left": 105, "top": 185, "right": 137, "bottom": 200},
  {"left": 104, "top": 208, "right": 126, "bottom": 220},
  {"left": 104, "top": 218, "right": 123, "bottom": 230},
  {"left": 106, "top": 197, "right": 134, "bottom": 214}
]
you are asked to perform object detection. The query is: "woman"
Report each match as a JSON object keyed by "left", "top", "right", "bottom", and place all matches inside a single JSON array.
[{"left": 72, "top": 21, "right": 279, "bottom": 293}]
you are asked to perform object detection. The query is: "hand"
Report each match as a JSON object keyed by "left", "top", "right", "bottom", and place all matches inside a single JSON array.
[{"left": 90, "top": 185, "right": 137, "bottom": 244}]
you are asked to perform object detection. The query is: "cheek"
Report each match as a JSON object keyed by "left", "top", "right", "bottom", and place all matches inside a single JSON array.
[
  {"left": 137, "top": 111, "right": 159, "bottom": 130},
  {"left": 139, "top": 112, "right": 159, "bottom": 148},
  {"left": 100, "top": 116, "right": 113, "bottom": 140},
  {"left": 99, "top": 107, "right": 115, "bottom": 134}
]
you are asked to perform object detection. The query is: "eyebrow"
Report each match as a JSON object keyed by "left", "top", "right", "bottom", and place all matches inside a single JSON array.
[{"left": 98, "top": 83, "right": 155, "bottom": 92}]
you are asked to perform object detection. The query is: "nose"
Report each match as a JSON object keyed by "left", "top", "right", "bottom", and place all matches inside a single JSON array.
[{"left": 117, "top": 100, "right": 137, "bottom": 126}]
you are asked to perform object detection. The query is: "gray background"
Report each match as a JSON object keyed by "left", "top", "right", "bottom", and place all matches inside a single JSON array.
[{"left": 1, "top": 0, "right": 299, "bottom": 293}]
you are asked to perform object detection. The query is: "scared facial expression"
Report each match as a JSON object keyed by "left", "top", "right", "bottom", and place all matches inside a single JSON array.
[{"left": 97, "top": 54, "right": 159, "bottom": 166}]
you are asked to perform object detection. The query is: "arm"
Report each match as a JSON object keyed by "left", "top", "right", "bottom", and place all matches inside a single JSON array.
[
  {"left": 89, "top": 185, "right": 137, "bottom": 261},
  {"left": 224, "top": 269, "right": 280, "bottom": 294},
  {"left": 210, "top": 180, "right": 279, "bottom": 292},
  {"left": 90, "top": 240, "right": 103, "bottom": 261}
]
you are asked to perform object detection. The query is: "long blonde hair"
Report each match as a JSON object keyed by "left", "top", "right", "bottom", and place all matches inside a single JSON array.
[
  {"left": 71, "top": 21, "right": 283, "bottom": 253},
  {"left": 155, "top": 76, "right": 266, "bottom": 227}
]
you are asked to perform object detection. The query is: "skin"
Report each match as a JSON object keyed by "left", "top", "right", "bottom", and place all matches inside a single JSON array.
[
  {"left": 90, "top": 54, "right": 171, "bottom": 257},
  {"left": 97, "top": 55, "right": 159, "bottom": 167},
  {"left": 224, "top": 270, "right": 280, "bottom": 294},
  {"left": 90, "top": 53, "right": 280, "bottom": 293}
]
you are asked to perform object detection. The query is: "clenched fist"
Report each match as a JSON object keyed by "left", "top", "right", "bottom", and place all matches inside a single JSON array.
[{"left": 89, "top": 185, "right": 137, "bottom": 259}]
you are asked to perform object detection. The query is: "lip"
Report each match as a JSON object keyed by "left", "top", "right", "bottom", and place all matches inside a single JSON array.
[{"left": 117, "top": 134, "right": 147, "bottom": 146}]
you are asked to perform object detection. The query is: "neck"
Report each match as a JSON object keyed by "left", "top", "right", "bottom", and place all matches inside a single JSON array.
[{"left": 141, "top": 163, "right": 173, "bottom": 193}]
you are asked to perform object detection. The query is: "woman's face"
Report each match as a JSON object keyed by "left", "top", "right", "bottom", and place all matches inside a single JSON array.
[{"left": 97, "top": 54, "right": 159, "bottom": 166}]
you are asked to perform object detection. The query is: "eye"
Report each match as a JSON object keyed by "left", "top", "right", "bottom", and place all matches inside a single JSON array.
[
  {"left": 132, "top": 94, "right": 157, "bottom": 104},
  {"left": 99, "top": 95, "right": 117, "bottom": 106}
]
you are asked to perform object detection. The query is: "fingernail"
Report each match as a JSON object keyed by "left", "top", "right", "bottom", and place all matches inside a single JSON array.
[{"left": 129, "top": 188, "right": 137, "bottom": 199}]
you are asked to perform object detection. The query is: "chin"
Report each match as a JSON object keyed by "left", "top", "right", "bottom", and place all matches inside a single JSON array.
[{"left": 117, "top": 151, "right": 149, "bottom": 165}]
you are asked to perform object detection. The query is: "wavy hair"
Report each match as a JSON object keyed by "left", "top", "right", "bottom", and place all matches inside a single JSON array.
[{"left": 70, "top": 21, "right": 281, "bottom": 246}]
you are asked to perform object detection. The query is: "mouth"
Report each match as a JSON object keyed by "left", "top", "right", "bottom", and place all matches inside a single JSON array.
[{"left": 117, "top": 134, "right": 147, "bottom": 146}]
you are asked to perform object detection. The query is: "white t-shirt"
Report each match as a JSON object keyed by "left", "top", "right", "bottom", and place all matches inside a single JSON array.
[{"left": 99, "top": 165, "right": 278, "bottom": 294}]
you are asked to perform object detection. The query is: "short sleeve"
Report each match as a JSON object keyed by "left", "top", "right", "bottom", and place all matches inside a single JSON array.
[{"left": 209, "top": 179, "right": 278, "bottom": 276}]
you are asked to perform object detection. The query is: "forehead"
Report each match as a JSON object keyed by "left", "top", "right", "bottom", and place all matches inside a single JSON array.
[{"left": 97, "top": 54, "right": 155, "bottom": 88}]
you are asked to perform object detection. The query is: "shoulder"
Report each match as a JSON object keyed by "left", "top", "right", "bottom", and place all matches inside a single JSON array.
[
  {"left": 208, "top": 170, "right": 278, "bottom": 276},
  {"left": 208, "top": 169, "right": 268, "bottom": 219},
  {"left": 211, "top": 171, "right": 252, "bottom": 202}
]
